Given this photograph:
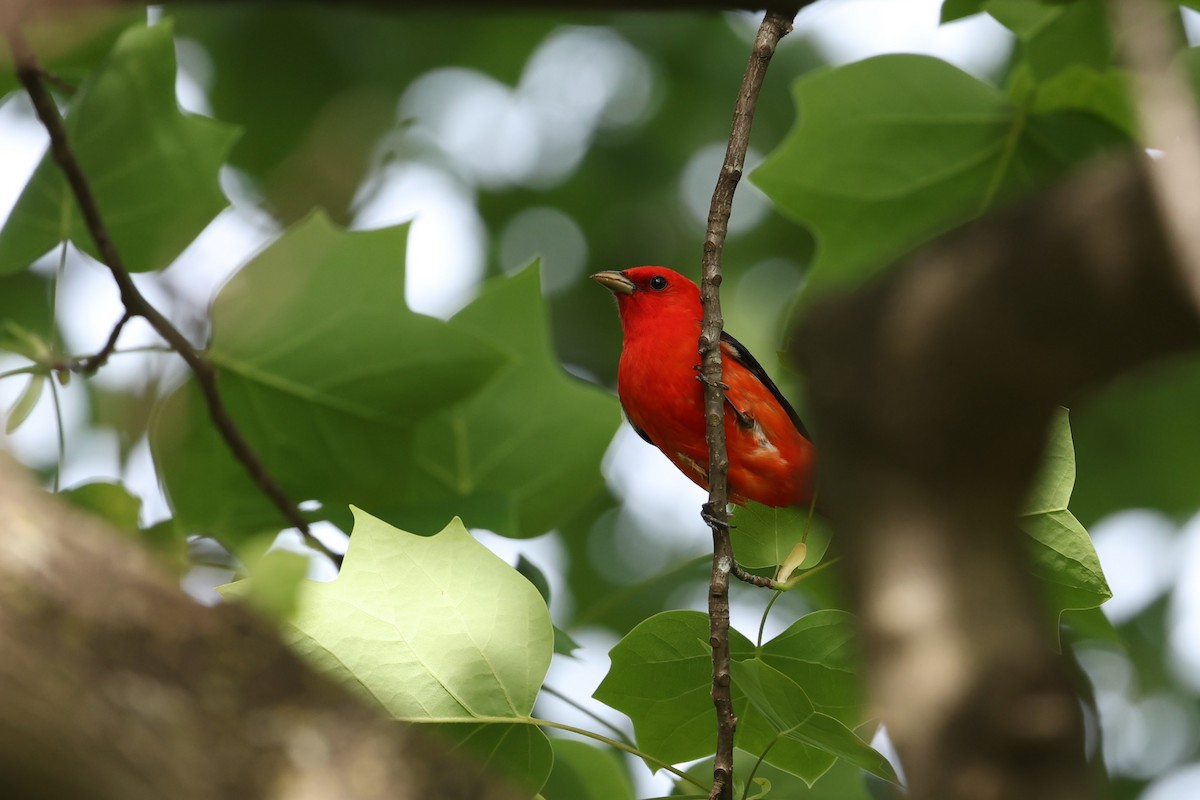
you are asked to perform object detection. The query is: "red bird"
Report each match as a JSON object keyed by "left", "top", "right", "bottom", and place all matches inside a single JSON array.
[{"left": 592, "top": 266, "right": 816, "bottom": 507}]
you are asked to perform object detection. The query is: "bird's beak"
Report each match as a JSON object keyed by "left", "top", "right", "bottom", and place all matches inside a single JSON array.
[{"left": 590, "top": 270, "right": 635, "bottom": 295}]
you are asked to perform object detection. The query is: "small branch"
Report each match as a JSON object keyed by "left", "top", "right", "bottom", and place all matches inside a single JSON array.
[
  {"left": 10, "top": 34, "right": 340, "bottom": 568},
  {"left": 698, "top": 10, "right": 797, "bottom": 800},
  {"left": 70, "top": 310, "right": 132, "bottom": 375},
  {"left": 730, "top": 563, "right": 779, "bottom": 589}
]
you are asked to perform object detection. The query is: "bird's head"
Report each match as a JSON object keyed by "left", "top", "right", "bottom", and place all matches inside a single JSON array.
[{"left": 590, "top": 267, "right": 701, "bottom": 332}]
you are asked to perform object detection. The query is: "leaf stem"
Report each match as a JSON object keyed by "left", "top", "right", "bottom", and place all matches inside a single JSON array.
[{"left": 539, "top": 684, "right": 634, "bottom": 747}]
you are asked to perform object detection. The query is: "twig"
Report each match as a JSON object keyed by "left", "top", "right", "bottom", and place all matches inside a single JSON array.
[
  {"left": 9, "top": 33, "right": 341, "bottom": 568},
  {"left": 70, "top": 310, "right": 132, "bottom": 375},
  {"left": 698, "top": 9, "right": 797, "bottom": 800}
]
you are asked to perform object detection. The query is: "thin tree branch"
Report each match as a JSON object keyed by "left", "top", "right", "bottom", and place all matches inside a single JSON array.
[
  {"left": 698, "top": 10, "right": 796, "bottom": 800},
  {"left": 9, "top": 33, "right": 341, "bottom": 568},
  {"left": 68, "top": 310, "right": 132, "bottom": 376}
]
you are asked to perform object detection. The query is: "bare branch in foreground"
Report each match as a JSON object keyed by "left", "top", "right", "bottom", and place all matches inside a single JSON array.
[
  {"left": 697, "top": 9, "right": 797, "bottom": 800},
  {"left": 9, "top": 33, "right": 340, "bottom": 567},
  {"left": 795, "top": 156, "right": 1200, "bottom": 800}
]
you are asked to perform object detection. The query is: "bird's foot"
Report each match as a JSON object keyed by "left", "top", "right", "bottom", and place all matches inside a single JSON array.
[{"left": 701, "top": 502, "right": 735, "bottom": 531}]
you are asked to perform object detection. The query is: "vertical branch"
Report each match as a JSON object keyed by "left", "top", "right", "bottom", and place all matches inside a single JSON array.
[
  {"left": 9, "top": 33, "right": 341, "bottom": 567},
  {"left": 1108, "top": 0, "right": 1200, "bottom": 308},
  {"left": 698, "top": 10, "right": 797, "bottom": 800}
]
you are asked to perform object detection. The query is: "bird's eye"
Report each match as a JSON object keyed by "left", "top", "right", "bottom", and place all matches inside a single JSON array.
[{"left": 649, "top": 275, "right": 668, "bottom": 290}]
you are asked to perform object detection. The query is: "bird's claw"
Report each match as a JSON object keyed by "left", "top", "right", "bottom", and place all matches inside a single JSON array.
[
  {"left": 701, "top": 502, "right": 735, "bottom": 531},
  {"left": 694, "top": 372, "right": 729, "bottom": 392}
]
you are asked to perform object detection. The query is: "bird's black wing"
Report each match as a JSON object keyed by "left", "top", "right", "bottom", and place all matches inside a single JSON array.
[
  {"left": 625, "top": 412, "right": 654, "bottom": 445},
  {"left": 720, "top": 330, "right": 811, "bottom": 441}
]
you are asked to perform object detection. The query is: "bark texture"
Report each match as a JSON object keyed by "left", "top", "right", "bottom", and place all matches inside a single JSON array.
[
  {"left": 795, "top": 156, "right": 1200, "bottom": 800},
  {"left": 0, "top": 454, "right": 517, "bottom": 800}
]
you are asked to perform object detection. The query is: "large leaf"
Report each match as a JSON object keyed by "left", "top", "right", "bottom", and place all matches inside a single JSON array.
[
  {"left": 541, "top": 739, "right": 635, "bottom": 800},
  {"left": 426, "top": 723, "right": 553, "bottom": 799},
  {"left": 594, "top": 610, "right": 755, "bottom": 766},
  {"left": 273, "top": 509, "right": 554, "bottom": 718},
  {"left": 1019, "top": 409, "right": 1111, "bottom": 621},
  {"left": 227, "top": 509, "right": 554, "bottom": 796},
  {"left": 757, "top": 611, "right": 862, "bottom": 727},
  {"left": 0, "top": 21, "right": 238, "bottom": 274},
  {"left": 733, "top": 660, "right": 897, "bottom": 784},
  {"left": 386, "top": 265, "right": 621, "bottom": 538},
  {"left": 986, "top": 0, "right": 1111, "bottom": 81},
  {"left": 594, "top": 609, "right": 874, "bottom": 783},
  {"left": 151, "top": 214, "right": 506, "bottom": 542},
  {"left": 752, "top": 54, "right": 1128, "bottom": 295}
]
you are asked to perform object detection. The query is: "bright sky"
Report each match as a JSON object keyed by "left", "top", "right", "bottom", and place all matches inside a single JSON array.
[{"left": 2, "top": 1, "right": 1199, "bottom": 796}]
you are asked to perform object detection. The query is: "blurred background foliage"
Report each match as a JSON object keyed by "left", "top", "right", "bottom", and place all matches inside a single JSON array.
[{"left": 2, "top": 2, "right": 1200, "bottom": 797}]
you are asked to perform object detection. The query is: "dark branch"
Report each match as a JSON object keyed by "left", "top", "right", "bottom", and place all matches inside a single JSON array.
[
  {"left": 9, "top": 33, "right": 341, "bottom": 568},
  {"left": 68, "top": 310, "right": 132, "bottom": 376},
  {"left": 698, "top": 9, "right": 796, "bottom": 800}
]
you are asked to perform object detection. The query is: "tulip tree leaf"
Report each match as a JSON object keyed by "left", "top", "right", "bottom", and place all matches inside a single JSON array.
[
  {"left": 225, "top": 509, "right": 554, "bottom": 796},
  {"left": 595, "top": 610, "right": 755, "bottom": 765},
  {"left": 151, "top": 214, "right": 506, "bottom": 542},
  {"left": 594, "top": 609, "right": 877, "bottom": 783},
  {"left": 1019, "top": 409, "right": 1111, "bottom": 622},
  {"left": 425, "top": 723, "right": 553, "bottom": 799},
  {"left": 753, "top": 54, "right": 1128, "bottom": 296},
  {"left": 733, "top": 660, "right": 897, "bottom": 784},
  {"left": 276, "top": 509, "right": 553, "bottom": 718},
  {"left": 0, "top": 21, "right": 239, "bottom": 274},
  {"left": 386, "top": 265, "right": 622, "bottom": 538}
]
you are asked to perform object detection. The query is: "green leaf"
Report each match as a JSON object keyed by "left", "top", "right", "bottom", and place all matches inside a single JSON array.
[
  {"left": 1022, "top": 408, "right": 1075, "bottom": 515},
  {"left": 0, "top": 7, "right": 144, "bottom": 99},
  {"left": 594, "top": 610, "right": 755, "bottom": 765},
  {"left": 553, "top": 626, "right": 581, "bottom": 657},
  {"left": 1028, "top": 65, "right": 1134, "bottom": 136},
  {"left": 1020, "top": 509, "right": 1111, "bottom": 618},
  {"left": 733, "top": 660, "right": 897, "bottom": 784},
  {"left": 541, "top": 739, "right": 635, "bottom": 800},
  {"left": 753, "top": 54, "right": 1128, "bottom": 296},
  {"left": 986, "top": 0, "right": 1111, "bottom": 81},
  {"left": 0, "top": 21, "right": 239, "bottom": 274},
  {"left": 595, "top": 609, "right": 872, "bottom": 783},
  {"left": 426, "top": 722, "right": 553, "bottom": 799},
  {"left": 278, "top": 509, "right": 553, "bottom": 719},
  {"left": 1019, "top": 409, "right": 1111, "bottom": 622},
  {"left": 679, "top": 751, "right": 873, "bottom": 800},
  {"left": 730, "top": 503, "right": 831, "bottom": 571},
  {"left": 0, "top": 273, "right": 55, "bottom": 351},
  {"left": 151, "top": 213, "right": 506, "bottom": 542},
  {"left": 4, "top": 372, "right": 45, "bottom": 434},
  {"left": 228, "top": 535, "right": 310, "bottom": 622},
  {"left": 758, "top": 611, "right": 862, "bottom": 727},
  {"left": 389, "top": 265, "right": 622, "bottom": 538},
  {"left": 1070, "top": 353, "right": 1200, "bottom": 524},
  {"left": 941, "top": 0, "right": 987, "bottom": 22},
  {"left": 61, "top": 480, "right": 140, "bottom": 530}
]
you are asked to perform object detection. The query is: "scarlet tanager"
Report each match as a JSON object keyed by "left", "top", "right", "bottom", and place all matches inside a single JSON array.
[{"left": 592, "top": 266, "right": 816, "bottom": 508}]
